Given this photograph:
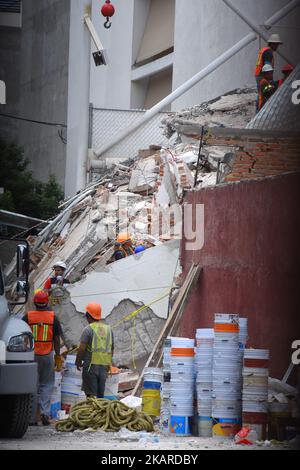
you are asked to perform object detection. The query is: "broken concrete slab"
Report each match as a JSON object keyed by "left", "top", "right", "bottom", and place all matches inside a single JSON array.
[
  {"left": 128, "top": 156, "right": 159, "bottom": 194},
  {"left": 68, "top": 239, "right": 180, "bottom": 320}
]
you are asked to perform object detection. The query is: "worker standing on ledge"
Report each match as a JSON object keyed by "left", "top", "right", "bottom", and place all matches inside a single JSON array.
[
  {"left": 254, "top": 33, "right": 283, "bottom": 111},
  {"left": 254, "top": 33, "right": 283, "bottom": 90},
  {"left": 258, "top": 64, "right": 278, "bottom": 111},
  {"left": 75, "top": 303, "right": 114, "bottom": 399},
  {"left": 23, "top": 291, "right": 64, "bottom": 426}
]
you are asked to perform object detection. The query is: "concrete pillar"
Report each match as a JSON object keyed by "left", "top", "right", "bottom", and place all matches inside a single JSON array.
[{"left": 65, "top": 0, "right": 91, "bottom": 197}]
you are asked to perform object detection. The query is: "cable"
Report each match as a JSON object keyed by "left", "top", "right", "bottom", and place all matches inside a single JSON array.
[{"left": 0, "top": 112, "right": 67, "bottom": 128}]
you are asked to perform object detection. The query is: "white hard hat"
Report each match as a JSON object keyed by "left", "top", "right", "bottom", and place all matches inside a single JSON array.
[
  {"left": 268, "top": 33, "right": 283, "bottom": 44},
  {"left": 53, "top": 261, "right": 67, "bottom": 270},
  {"left": 262, "top": 63, "right": 274, "bottom": 73}
]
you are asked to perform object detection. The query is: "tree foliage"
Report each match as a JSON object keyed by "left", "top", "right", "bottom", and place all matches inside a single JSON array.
[{"left": 0, "top": 140, "right": 64, "bottom": 220}]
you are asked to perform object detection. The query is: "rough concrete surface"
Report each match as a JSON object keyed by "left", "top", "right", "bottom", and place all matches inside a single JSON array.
[{"left": 0, "top": 425, "right": 292, "bottom": 451}]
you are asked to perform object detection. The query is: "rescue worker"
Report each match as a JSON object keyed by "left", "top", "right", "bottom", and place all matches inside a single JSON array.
[
  {"left": 75, "top": 303, "right": 114, "bottom": 399},
  {"left": 23, "top": 291, "right": 64, "bottom": 425},
  {"left": 278, "top": 64, "right": 294, "bottom": 87},
  {"left": 258, "top": 64, "right": 278, "bottom": 111},
  {"left": 44, "top": 261, "right": 70, "bottom": 294},
  {"left": 113, "top": 233, "right": 135, "bottom": 261},
  {"left": 254, "top": 33, "right": 283, "bottom": 92}
]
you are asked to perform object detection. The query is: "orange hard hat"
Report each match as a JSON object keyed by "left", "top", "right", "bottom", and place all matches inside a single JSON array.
[
  {"left": 117, "top": 232, "right": 132, "bottom": 244},
  {"left": 282, "top": 63, "right": 293, "bottom": 73},
  {"left": 86, "top": 302, "right": 102, "bottom": 320},
  {"left": 34, "top": 290, "right": 49, "bottom": 305}
]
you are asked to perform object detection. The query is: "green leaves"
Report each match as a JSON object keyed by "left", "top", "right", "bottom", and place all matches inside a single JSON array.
[{"left": 0, "top": 139, "right": 64, "bottom": 220}]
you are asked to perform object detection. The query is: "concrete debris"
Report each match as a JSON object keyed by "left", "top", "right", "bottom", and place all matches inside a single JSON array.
[
  {"left": 162, "top": 87, "right": 257, "bottom": 139},
  {"left": 12, "top": 87, "right": 262, "bottom": 372}
]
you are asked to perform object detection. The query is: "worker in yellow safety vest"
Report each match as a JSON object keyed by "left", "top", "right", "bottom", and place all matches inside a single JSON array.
[
  {"left": 258, "top": 64, "right": 278, "bottom": 111},
  {"left": 75, "top": 303, "right": 114, "bottom": 398}
]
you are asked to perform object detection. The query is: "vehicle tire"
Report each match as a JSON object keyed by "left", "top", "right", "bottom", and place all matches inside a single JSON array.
[{"left": 0, "top": 394, "right": 33, "bottom": 438}]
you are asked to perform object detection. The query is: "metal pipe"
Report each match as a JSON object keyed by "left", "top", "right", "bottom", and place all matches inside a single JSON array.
[
  {"left": 264, "top": 0, "right": 300, "bottom": 28},
  {"left": 95, "top": 33, "right": 257, "bottom": 157},
  {"left": 222, "top": 0, "right": 297, "bottom": 65},
  {"left": 94, "top": 0, "right": 300, "bottom": 159}
]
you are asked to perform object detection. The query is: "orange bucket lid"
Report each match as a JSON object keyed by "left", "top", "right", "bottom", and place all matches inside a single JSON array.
[
  {"left": 171, "top": 348, "right": 195, "bottom": 357},
  {"left": 214, "top": 324, "right": 239, "bottom": 333}
]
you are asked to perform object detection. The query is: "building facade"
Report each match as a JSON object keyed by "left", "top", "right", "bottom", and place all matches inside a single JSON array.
[{"left": 1, "top": 0, "right": 300, "bottom": 196}]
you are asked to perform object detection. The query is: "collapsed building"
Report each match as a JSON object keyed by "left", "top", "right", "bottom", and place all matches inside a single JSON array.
[{"left": 11, "top": 71, "right": 300, "bottom": 386}]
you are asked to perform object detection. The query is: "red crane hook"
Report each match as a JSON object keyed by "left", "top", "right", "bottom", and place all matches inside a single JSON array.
[{"left": 101, "top": 0, "right": 115, "bottom": 29}]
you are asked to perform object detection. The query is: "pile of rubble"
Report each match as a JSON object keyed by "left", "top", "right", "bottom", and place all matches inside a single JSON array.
[
  {"left": 15, "top": 87, "right": 258, "bottom": 371},
  {"left": 162, "top": 87, "right": 257, "bottom": 139}
]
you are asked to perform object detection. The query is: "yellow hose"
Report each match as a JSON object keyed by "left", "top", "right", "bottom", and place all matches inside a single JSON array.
[{"left": 55, "top": 397, "right": 154, "bottom": 433}]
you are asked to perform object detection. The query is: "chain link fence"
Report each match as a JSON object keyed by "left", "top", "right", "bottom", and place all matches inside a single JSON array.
[{"left": 89, "top": 106, "right": 174, "bottom": 160}]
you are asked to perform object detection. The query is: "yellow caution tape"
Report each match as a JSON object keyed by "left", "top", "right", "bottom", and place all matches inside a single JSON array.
[{"left": 111, "top": 290, "right": 170, "bottom": 329}]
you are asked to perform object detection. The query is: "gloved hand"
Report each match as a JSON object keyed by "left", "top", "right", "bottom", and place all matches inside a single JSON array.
[{"left": 54, "top": 354, "right": 63, "bottom": 372}]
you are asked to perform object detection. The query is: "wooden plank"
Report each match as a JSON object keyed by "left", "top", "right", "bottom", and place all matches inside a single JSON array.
[{"left": 132, "top": 263, "right": 201, "bottom": 396}]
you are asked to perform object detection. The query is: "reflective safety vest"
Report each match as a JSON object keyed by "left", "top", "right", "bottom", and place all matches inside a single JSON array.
[
  {"left": 87, "top": 322, "right": 113, "bottom": 367},
  {"left": 254, "top": 47, "right": 274, "bottom": 77},
  {"left": 258, "top": 78, "right": 277, "bottom": 110},
  {"left": 28, "top": 310, "right": 55, "bottom": 356}
]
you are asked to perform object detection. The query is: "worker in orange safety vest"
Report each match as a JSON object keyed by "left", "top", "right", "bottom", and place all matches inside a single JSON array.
[
  {"left": 254, "top": 33, "right": 282, "bottom": 110},
  {"left": 23, "top": 290, "right": 64, "bottom": 425},
  {"left": 113, "top": 233, "right": 135, "bottom": 261}
]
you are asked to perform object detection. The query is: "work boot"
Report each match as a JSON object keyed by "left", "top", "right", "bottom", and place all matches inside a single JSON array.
[{"left": 41, "top": 414, "right": 51, "bottom": 426}]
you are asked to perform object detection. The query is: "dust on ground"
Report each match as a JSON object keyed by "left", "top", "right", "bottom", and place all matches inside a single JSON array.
[{"left": 0, "top": 425, "right": 293, "bottom": 451}]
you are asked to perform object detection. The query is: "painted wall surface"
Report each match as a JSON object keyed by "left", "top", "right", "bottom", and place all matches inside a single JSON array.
[
  {"left": 180, "top": 172, "right": 300, "bottom": 380},
  {"left": 17, "top": 0, "right": 70, "bottom": 189},
  {"left": 0, "top": 25, "right": 21, "bottom": 142},
  {"left": 172, "top": 0, "right": 300, "bottom": 110},
  {"left": 89, "top": 0, "right": 135, "bottom": 109},
  {"left": 65, "top": 0, "right": 92, "bottom": 197}
]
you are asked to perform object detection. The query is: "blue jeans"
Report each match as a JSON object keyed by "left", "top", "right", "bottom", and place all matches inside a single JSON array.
[{"left": 36, "top": 353, "right": 55, "bottom": 417}]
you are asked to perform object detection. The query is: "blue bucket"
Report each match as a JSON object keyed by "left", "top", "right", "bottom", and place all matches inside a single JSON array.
[
  {"left": 170, "top": 415, "right": 192, "bottom": 436},
  {"left": 143, "top": 381, "right": 161, "bottom": 390}
]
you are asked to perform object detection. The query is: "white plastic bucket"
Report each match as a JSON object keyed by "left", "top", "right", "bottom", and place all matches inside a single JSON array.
[
  {"left": 244, "top": 349, "right": 269, "bottom": 360},
  {"left": 196, "top": 329, "right": 214, "bottom": 348},
  {"left": 170, "top": 337, "right": 195, "bottom": 348},
  {"left": 243, "top": 400, "right": 268, "bottom": 414},
  {"left": 198, "top": 416, "right": 213, "bottom": 437},
  {"left": 50, "top": 372, "right": 62, "bottom": 419},
  {"left": 214, "top": 313, "right": 239, "bottom": 325},
  {"left": 170, "top": 356, "right": 194, "bottom": 367},
  {"left": 144, "top": 367, "right": 163, "bottom": 383},
  {"left": 104, "top": 372, "right": 119, "bottom": 399},
  {"left": 171, "top": 402, "right": 194, "bottom": 417}
]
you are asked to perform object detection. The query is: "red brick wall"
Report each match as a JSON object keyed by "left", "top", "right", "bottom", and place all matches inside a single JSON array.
[
  {"left": 202, "top": 129, "right": 300, "bottom": 182},
  {"left": 179, "top": 172, "right": 300, "bottom": 381}
]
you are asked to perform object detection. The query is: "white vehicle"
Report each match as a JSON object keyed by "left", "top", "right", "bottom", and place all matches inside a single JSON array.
[{"left": 0, "top": 238, "right": 37, "bottom": 438}]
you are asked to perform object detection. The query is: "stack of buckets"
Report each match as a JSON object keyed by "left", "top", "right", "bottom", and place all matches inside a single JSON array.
[
  {"left": 212, "top": 314, "right": 242, "bottom": 438},
  {"left": 161, "top": 338, "right": 172, "bottom": 434},
  {"left": 50, "top": 372, "right": 62, "bottom": 419},
  {"left": 142, "top": 367, "right": 163, "bottom": 420},
  {"left": 170, "top": 337, "right": 195, "bottom": 436},
  {"left": 61, "top": 355, "right": 85, "bottom": 413},
  {"left": 195, "top": 329, "right": 214, "bottom": 437},
  {"left": 242, "top": 349, "right": 269, "bottom": 440}
]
